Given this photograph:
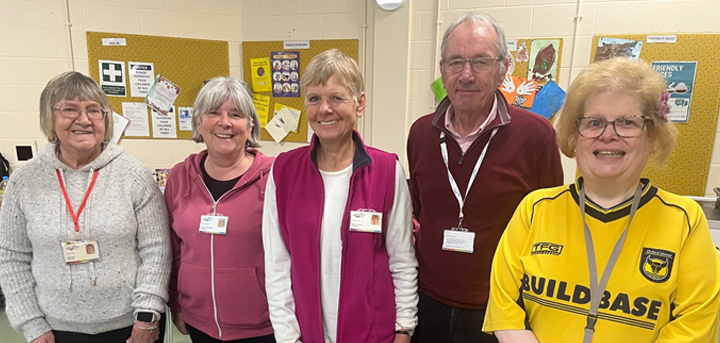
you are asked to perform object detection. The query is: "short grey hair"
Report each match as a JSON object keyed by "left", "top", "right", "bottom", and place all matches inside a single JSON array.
[
  {"left": 191, "top": 76, "right": 260, "bottom": 148},
  {"left": 441, "top": 11, "right": 509, "bottom": 75},
  {"left": 39, "top": 71, "right": 114, "bottom": 144}
]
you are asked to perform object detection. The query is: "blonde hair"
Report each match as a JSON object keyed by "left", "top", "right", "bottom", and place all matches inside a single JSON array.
[
  {"left": 300, "top": 49, "right": 364, "bottom": 103},
  {"left": 555, "top": 57, "right": 677, "bottom": 164},
  {"left": 39, "top": 71, "right": 114, "bottom": 143}
]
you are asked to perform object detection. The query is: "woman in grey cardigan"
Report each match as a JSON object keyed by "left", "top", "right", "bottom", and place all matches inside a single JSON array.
[{"left": 0, "top": 71, "right": 170, "bottom": 343}]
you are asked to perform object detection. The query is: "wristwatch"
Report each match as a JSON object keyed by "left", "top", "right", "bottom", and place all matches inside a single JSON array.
[{"left": 135, "top": 311, "right": 158, "bottom": 323}]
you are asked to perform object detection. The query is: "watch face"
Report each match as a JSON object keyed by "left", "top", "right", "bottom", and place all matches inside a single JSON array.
[{"left": 136, "top": 312, "right": 154, "bottom": 322}]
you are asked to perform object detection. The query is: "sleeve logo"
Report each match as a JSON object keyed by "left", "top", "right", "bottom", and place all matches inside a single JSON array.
[{"left": 639, "top": 248, "right": 675, "bottom": 283}]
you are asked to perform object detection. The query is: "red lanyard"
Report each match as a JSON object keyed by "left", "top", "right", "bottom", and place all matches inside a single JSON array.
[{"left": 56, "top": 169, "right": 99, "bottom": 233}]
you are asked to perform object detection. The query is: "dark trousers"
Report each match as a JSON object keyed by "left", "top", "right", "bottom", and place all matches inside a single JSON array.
[
  {"left": 186, "top": 324, "right": 276, "bottom": 343},
  {"left": 54, "top": 313, "right": 166, "bottom": 343},
  {"left": 411, "top": 292, "right": 499, "bottom": 343}
]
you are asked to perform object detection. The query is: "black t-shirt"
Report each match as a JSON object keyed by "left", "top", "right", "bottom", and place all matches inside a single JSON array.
[{"left": 200, "top": 154, "right": 243, "bottom": 201}]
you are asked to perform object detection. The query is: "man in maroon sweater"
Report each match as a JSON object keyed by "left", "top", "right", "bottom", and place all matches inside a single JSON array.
[{"left": 407, "top": 11, "right": 564, "bottom": 343}]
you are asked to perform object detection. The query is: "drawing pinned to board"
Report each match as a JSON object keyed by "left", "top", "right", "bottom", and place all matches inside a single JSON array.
[
  {"left": 516, "top": 42, "right": 529, "bottom": 63},
  {"left": 529, "top": 80, "right": 566, "bottom": 120},
  {"left": 595, "top": 37, "right": 643, "bottom": 62},
  {"left": 528, "top": 39, "right": 560, "bottom": 83},
  {"left": 500, "top": 75, "right": 538, "bottom": 108},
  {"left": 271, "top": 51, "right": 300, "bottom": 98}
]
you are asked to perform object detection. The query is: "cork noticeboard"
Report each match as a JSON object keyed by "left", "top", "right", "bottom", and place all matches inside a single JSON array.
[
  {"left": 590, "top": 34, "right": 720, "bottom": 196},
  {"left": 87, "top": 32, "right": 229, "bottom": 139},
  {"left": 242, "top": 40, "right": 359, "bottom": 143}
]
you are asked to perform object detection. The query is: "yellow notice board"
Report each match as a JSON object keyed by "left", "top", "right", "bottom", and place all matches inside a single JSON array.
[
  {"left": 87, "top": 32, "right": 229, "bottom": 139},
  {"left": 590, "top": 34, "right": 720, "bottom": 196},
  {"left": 242, "top": 40, "right": 358, "bottom": 143}
]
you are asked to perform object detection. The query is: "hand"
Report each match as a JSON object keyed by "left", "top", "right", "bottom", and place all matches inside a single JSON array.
[
  {"left": 500, "top": 74, "right": 515, "bottom": 93},
  {"left": 31, "top": 332, "right": 55, "bottom": 343},
  {"left": 171, "top": 312, "right": 189, "bottom": 335},
  {"left": 516, "top": 80, "right": 536, "bottom": 96},
  {"left": 126, "top": 321, "right": 160, "bottom": 343},
  {"left": 393, "top": 333, "right": 411, "bottom": 343}
]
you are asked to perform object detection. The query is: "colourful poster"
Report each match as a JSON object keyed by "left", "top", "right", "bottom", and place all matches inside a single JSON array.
[
  {"left": 652, "top": 61, "right": 697, "bottom": 123},
  {"left": 251, "top": 58, "right": 272, "bottom": 93},
  {"left": 595, "top": 37, "right": 643, "bottom": 62},
  {"left": 252, "top": 94, "right": 270, "bottom": 127},
  {"left": 271, "top": 51, "right": 300, "bottom": 98},
  {"left": 528, "top": 39, "right": 560, "bottom": 83},
  {"left": 529, "top": 80, "right": 566, "bottom": 120},
  {"left": 499, "top": 75, "right": 537, "bottom": 108}
]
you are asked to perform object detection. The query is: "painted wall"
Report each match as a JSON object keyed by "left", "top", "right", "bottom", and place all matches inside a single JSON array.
[{"left": 0, "top": 0, "right": 718, "bottom": 196}]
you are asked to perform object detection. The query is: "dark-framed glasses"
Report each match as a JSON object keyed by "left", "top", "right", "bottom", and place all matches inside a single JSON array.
[
  {"left": 575, "top": 116, "right": 652, "bottom": 138},
  {"left": 53, "top": 106, "right": 108, "bottom": 121},
  {"left": 443, "top": 56, "right": 502, "bottom": 74}
]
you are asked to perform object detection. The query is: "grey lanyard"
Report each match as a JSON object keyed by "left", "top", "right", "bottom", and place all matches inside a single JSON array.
[
  {"left": 439, "top": 127, "right": 498, "bottom": 228},
  {"left": 580, "top": 182, "right": 643, "bottom": 343}
]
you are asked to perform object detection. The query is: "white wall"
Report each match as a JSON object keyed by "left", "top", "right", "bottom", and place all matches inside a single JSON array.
[
  {"left": 408, "top": 0, "right": 720, "bottom": 196},
  {"left": 1, "top": 0, "right": 719, "bottom": 196}
]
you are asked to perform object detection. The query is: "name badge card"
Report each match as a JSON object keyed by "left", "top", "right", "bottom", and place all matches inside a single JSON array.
[
  {"left": 442, "top": 229, "right": 475, "bottom": 253},
  {"left": 349, "top": 211, "right": 382, "bottom": 233},
  {"left": 61, "top": 240, "right": 101, "bottom": 265},
  {"left": 199, "top": 215, "right": 229, "bottom": 235}
]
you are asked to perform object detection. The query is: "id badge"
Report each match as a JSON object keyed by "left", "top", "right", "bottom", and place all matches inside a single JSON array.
[
  {"left": 349, "top": 210, "right": 382, "bottom": 233},
  {"left": 442, "top": 229, "right": 475, "bottom": 253},
  {"left": 199, "top": 215, "right": 229, "bottom": 235},
  {"left": 61, "top": 240, "right": 101, "bottom": 265}
]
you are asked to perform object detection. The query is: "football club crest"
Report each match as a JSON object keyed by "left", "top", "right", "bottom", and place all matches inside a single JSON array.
[{"left": 639, "top": 247, "right": 675, "bottom": 283}]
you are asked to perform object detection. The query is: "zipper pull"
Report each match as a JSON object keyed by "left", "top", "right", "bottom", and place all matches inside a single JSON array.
[{"left": 458, "top": 152, "right": 465, "bottom": 165}]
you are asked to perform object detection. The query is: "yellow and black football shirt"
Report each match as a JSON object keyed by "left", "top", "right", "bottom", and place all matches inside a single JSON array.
[{"left": 483, "top": 179, "right": 720, "bottom": 343}]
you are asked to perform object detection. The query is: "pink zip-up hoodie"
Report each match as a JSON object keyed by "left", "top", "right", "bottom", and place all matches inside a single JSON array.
[{"left": 165, "top": 149, "right": 274, "bottom": 340}]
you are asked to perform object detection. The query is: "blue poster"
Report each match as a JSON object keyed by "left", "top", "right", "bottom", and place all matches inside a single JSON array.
[
  {"left": 529, "top": 80, "right": 566, "bottom": 120},
  {"left": 271, "top": 51, "right": 300, "bottom": 98},
  {"left": 651, "top": 61, "right": 697, "bottom": 123}
]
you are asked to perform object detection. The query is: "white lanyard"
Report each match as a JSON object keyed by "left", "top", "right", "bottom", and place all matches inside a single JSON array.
[
  {"left": 439, "top": 127, "right": 498, "bottom": 228},
  {"left": 580, "top": 181, "right": 643, "bottom": 343}
]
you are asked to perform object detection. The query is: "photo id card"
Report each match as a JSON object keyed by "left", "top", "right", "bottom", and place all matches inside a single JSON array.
[
  {"left": 349, "top": 211, "right": 382, "bottom": 233},
  {"left": 199, "top": 215, "right": 229, "bottom": 235},
  {"left": 442, "top": 229, "right": 475, "bottom": 253},
  {"left": 61, "top": 240, "right": 101, "bottom": 265}
]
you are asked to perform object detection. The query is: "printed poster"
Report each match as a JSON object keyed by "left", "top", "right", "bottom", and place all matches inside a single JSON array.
[
  {"left": 151, "top": 106, "right": 177, "bottom": 138},
  {"left": 145, "top": 75, "right": 181, "bottom": 115},
  {"left": 178, "top": 107, "right": 194, "bottom": 131},
  {"left": 274, "top": 103, "right": 302, "bottom": 132},
  {"left": 98, "top": 60, "right": 126, "bottom": 97},
  {"left": 128, "top": 62, "right": 155, "bottom": 97},
  {"left": 528, "top": 39, "right": 560, "bottom": 83},
  {"left": 652, "top": 61, "right": 697, "bottom": 123},
  {"left": 271, "top": 51, "right": 300, "bottom": 98},
  {"left": 121, "top": 102, "right": 150, "bottom": 137},
  {"left": 252, "top": 94, "right": 271, "bottom": 127},
  {"left": 595, "top": 37, "right": 643, "bottom": 62},
  {"left": 251, "top": 58, "right": 272, "bottom": 93}
]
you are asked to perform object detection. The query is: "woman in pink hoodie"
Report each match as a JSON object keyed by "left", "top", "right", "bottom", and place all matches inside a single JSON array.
[{"left": 165, "top": 77, "right": 275, "bottom": 343}]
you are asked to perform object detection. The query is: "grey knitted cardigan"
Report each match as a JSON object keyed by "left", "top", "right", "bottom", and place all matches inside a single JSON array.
[{"left": 0, "top": 142, "right": 170, "bottom": 342}]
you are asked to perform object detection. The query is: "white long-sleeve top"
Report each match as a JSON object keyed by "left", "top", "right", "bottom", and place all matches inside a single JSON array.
[{"left": 263, "top": 160, "right": 418, "bottom": 343}]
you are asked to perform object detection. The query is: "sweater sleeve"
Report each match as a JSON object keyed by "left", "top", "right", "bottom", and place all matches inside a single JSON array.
[
  {"left": 385, "top": 161, "right": 419, "bottom": 332},
  {"left": 536, "top": 131, "right": 564, "bottom": 189},
  {"left": 483, "top": 194, "right": 533, "bottom": 333},
  {"left": 164, "top": 170, "right": 182, "bottom": 314},
  {"left": 654, "top": 207, "right": 720, "bottom": 342},
  {"left": 0, "top": 177, "right": 53, "bottom": 342},
  {"left": 131, "top": 167, "right": 171, "bottom": 316},
  {"left": 262, "top": 171, "right": 302, "bottom": 343}
]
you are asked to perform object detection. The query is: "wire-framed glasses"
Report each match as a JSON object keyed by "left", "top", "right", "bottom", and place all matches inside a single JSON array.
[
  {"left": 53, "top": 106, "right": 108, "bottom": 121},
  {"left": 443, "top": 56, "right": 502, "bottom": 74},
  {"left": 575, "top": 116, "right": 652, "bottom": 138}
]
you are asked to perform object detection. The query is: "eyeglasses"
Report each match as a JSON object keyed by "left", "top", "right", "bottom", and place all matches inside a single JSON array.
[
  {"left": 53, "top": 106, "right": 107, "bottom": 121},
  {"left": 575, "top": 116, "right": 652, "bottom": 138},
  {"left": 443, "top": 57, "right": 502, "bottom": 74}
]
